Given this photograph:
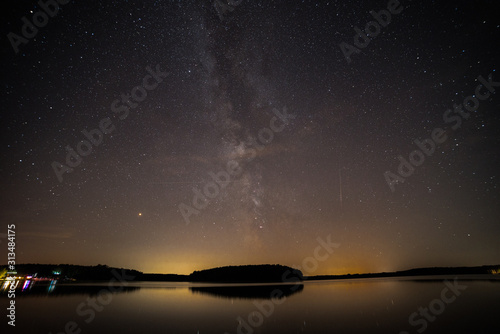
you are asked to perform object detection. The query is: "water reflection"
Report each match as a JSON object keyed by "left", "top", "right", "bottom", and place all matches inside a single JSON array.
[
  {"left": 190, "top": 283, "right": 304, "bottom": 299},
  {"left": 0, "top": 278, "right": 498, "bottom": 334},
  {"left": 0, "top": 279, "right": 140, "bottom": 297},
  {"left": 1, "top": 279, "right": 19, "bottom": 291},
  {"left": 22, "top": 279, "right": 32, "bottom": 291}
]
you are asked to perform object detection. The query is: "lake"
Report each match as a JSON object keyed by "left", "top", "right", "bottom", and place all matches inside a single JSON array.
[{"left": 2, "top": 276, "right": 499, "bottom": 334}]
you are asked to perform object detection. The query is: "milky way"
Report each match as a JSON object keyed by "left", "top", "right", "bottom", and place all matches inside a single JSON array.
[{"left": 1, "top": 0, "right": 499, "bottom": 275}]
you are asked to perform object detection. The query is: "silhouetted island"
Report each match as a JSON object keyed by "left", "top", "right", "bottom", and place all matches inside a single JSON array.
[{"left": 189, "top": 264, "right": 303, "bottom": 283}]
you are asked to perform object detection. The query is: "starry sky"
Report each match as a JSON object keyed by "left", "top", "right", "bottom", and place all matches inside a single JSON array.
[{"left": 1, "top": 0, "right": 499, "bottom": 275}]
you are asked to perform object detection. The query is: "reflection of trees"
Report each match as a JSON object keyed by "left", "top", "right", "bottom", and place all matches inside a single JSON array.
[
  {"left": 190, "top": 284, "right": 304, "bottom": 300},
  {"left": 0, "top": 281, "right": 140, "bottom": 297}
]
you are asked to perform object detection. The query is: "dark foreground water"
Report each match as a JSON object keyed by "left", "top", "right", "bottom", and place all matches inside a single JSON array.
[{"left": 2, "top": 276, "right": 499, "bottom": 334}]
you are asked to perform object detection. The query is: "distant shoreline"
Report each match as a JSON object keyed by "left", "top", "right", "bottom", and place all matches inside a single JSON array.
[
  {"left": 304, "top": 265, "right": 500, "bottom": 281},
  {"left": 1, "top": 264, "right": 499, "bottom": 283}
]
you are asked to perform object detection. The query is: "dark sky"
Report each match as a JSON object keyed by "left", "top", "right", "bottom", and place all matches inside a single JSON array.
[{"left": 1, "top": 0, "right": 499, "bottom": 275}]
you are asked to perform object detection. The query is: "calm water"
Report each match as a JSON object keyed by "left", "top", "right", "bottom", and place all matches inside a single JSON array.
[{"left": 2, "top": 276, "right": 499, "bottom": 334}]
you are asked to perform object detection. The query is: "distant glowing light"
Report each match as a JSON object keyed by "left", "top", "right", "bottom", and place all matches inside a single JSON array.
[{"left": 138, "top": 213, "right": 142, "bottom": 216}]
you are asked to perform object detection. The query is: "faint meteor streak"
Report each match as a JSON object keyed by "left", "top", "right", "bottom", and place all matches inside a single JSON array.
[{"left": 339, "top": 168, "right": 343, "bottom": 210}]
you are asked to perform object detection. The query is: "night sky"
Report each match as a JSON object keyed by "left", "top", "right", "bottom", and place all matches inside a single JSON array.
[{"left": 1, "top": 0, "right": 499, "bottom": 275}]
